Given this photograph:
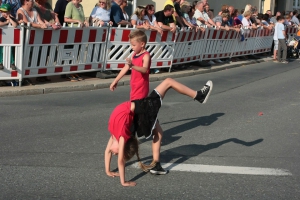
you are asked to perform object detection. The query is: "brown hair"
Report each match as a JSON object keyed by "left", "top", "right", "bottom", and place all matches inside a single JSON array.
[
  {"left": 124, "top": 137, "right": 157, "bottom": 172},
  {"left": 129, "top": 29, "right": 147, "bottom": 44}
]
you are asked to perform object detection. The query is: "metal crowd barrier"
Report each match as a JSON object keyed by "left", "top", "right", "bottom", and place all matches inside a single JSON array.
[{"left": 0, "top": 25, "right": 296, "bottom": 86}]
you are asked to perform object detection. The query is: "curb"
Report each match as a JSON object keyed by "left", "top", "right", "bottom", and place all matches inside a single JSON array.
[{"left": 0, "top": 57, "right": 272, "bottom": 97}]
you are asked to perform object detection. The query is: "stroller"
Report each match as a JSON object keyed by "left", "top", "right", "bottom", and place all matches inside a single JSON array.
[{"left": 287, "top": 36, "right": 300, "bottom": 59}]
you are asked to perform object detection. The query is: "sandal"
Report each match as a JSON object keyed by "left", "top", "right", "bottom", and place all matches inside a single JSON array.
[
  {"left": 67, "top": 74, "right": 78, "bottom": 82},
  {"left": 74, "top": 74, "right": 84, "bottom": 81}
]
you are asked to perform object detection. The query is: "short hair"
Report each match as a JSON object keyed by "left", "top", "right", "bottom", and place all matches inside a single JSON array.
[
  {"left": 293, "top": 10, "right": 298, "bottom": 15},
  {"left": 243, "top": 10, "right": 252, "bottom": 17},
  {"left": 221, "top": 13, "right": 229, "bottom": 18},
  {"left": 124, "top": 137, "right": 138, "bottom": 161},
  {"left": 277, "top": 16, "right": 284, "bottom": 21},
  {"left": 241, "top": 9, "right": 245, "bottom": 14},
  {"left": 262, "top": 13, "right": 269, "bottom": 21},
  {"left": 129, "top": 30, "right": 147, "bottom": 44},
  {"left": 164, "top": 4, "right": 174, "bottom": 12}
]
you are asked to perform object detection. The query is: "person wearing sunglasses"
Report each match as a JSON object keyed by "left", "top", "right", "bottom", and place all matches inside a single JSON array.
[
  {"left": 120, "top": 0, "right": 129, "bottom": 22},
  {"left": 90, "top": 0, "right": 113, "bottom": 26},
  {"left": 110, "top": 0, "right": 130, "bottom": 27}
]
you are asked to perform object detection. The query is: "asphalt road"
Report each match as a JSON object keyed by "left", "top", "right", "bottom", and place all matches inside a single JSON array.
[{"left": 0, "top": 60, "right": 300, "bottom": 199}]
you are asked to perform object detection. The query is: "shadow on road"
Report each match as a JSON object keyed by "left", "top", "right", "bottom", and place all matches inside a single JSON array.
[
  {"left": 138, "top": 113, "right": 225, "bottom": 146},
  {"left": 128, "top": 138, "right": 264, "bottom": 182}
]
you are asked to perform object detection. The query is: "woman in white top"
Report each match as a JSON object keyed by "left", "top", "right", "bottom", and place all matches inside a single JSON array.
[
  {"left": 120, "top": 0, "right": 129, "bottom": 22},
  {"left": 144, "top": 4, "right": 162, "bottom": 34},
  {"left": 242, "top": 10, "right": 252, "bottom": 28},
  {"left": 16, "top": 0, "right": 47, "bottom": 29},
  {"left": 90, "top": 0, "right": 112, "bottom": 26},
  {"left": 131, "top": 6, "right": 149, "bottom": 29}
]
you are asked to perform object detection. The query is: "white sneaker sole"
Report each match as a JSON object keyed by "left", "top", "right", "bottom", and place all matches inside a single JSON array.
[{"left": 202, "top": 80, "right": 213, "bottom": 104}]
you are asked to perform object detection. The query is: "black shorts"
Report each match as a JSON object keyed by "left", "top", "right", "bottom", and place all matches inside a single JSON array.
[{"left": 132, "top": 90, "right": 162, "bottom": 139}]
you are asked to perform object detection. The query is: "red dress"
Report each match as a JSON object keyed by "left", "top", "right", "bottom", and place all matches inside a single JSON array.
[{"left": 130, "top": 51, "right": 151, "bottom": 101}]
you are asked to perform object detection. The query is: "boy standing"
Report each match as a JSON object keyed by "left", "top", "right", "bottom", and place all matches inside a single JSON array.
[
  {"left": 276, "top": 16, "right": 288, "bottom": 63},
  {"left": 109, "top": 30, "right": 166, "bottom": 175}
]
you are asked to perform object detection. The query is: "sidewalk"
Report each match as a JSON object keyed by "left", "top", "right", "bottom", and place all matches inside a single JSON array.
[{"left": 0, "top": 56, "right": 272, "bottom": 97}]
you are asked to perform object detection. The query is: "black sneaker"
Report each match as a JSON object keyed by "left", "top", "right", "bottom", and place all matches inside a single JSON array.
[
  {"left": 194, "top": 80, "right": 213, "bottom": 104},
  {"left": 150, "top": 162, "right": 168, "bottom": 175}
]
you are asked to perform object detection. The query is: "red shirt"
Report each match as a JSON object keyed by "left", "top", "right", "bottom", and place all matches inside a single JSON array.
[
  {"left": 108, "top": 101, "right": 133, "bottom": 143},
  {"left": 130, "top": 51, "right": 151, "bottom": 101}
]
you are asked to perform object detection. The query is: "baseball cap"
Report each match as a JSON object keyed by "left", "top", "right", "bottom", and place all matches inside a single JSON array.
[{"left": 0, "top": 4, "right": 11, "bottom": 12}]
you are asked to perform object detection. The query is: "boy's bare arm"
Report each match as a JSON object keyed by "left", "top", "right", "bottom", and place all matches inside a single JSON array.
[{"left": 109, "top": 65, "right": 130, "bottom": 91}]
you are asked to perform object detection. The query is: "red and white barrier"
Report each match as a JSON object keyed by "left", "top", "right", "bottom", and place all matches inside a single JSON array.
[
  {"left": 173, "top": 28, "right": 205, "bottom": 64},
  {"left": 105, "top": 27, "right": 176, "bottom": 70},
  {"left": 22, "top": 25, "right": 109, "bottom": 78},
  {"left": 0, "top": 26, "right": 24, "bottom": 81},
  {"left": 0, "top": 25, "right": 284, "bottom": 85},
  {"left": 231, "top": 29, "right": 258, "bottom": 57},
  {"left": 252, "top": 28, "right": 274, "bottom": 54},
  {"left": 202, "top": 28, "right": 239, "bottom": 60}
]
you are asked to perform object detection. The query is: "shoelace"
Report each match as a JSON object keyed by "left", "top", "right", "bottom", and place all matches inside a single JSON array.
[{"left": 200, "top": 85, "right": 210, "bottom": 95}]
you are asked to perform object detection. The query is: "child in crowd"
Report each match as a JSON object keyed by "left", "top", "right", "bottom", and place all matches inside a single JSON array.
[
  {"left": 105, "top": 77, "right": 213, "bottom": 186},
  {"left": 275, "top": 16, "right": 288, "bottom": 63},
  {"left": 0, "top": 4, "right": 18, "bottom": 71}
]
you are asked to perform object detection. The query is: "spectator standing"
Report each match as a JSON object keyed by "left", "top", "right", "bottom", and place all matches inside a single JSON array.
[
  {"left": 233, "top": 9, "right": 242, "bottom": 27},
  {"left": 110, "top": 0, "right": 130, "bottom": 27},
  {"left": 187, "top": 5, "right": 198, "bottom": 26},
  {"left": 64, "top": 0, "right": 89, "bottom": 27},
  {"left": 213, "top": 12, "right": 230, "bottom": 28},
  {"left": 275, "top": 16, "right": 288, "bottom": 63},
  {"left": 90, "top": 0, "right": 112, "bottom": 26},
  {"left": 34, "top": 0, "right": 61, "bottom": 28},
  {"left": 242, "top": 10, "right": 252, "bottom": 28},
  {"left": 204, "top": 3, "right": 213, "bottom": 19},
  {"left": 154, "top": 4, "right": 176, "bottom": 33},
  {"left": 266, "top": 10, "right": 272, "bottom": 23},
  {"left": 194, "top": 1, "right": 216, "bottom": 27},
  {"left": 17, "top": 0, "right": 47, "bottom": 29},
  {"left": 273, "top": 17, "right": 279, "bottom": 62},
  {"left": 270, "top": 11, "right": 281, "bottom": 25},
  {"left": 54, "top": 0, "right": 70, "bottom": 26},
  {"left": 144, "top": 4, "right": 163, "bottom": 35},
  {"left": 228, "top": 6, "right": 234, "bottom": 26},
  {"left": 131, "top": 6, "right": 148, "bottom": 29},
  {"left": 120, "top": 0, "right": 129, "bottom": 22},
  {"left": 0, "top": 3, "right": 18, "bottom": 71},
  {"left": 237, "top": 9, "right": 244, "bottom": 21},
  {"left": 1, "top": 0, "right": 21, "bottom": 17},
  {"left": 291, "top": 10, "right": 299, "bottom": 26},
  {"left": 64, "top": 0, "right": 88, "bottom": 81}
]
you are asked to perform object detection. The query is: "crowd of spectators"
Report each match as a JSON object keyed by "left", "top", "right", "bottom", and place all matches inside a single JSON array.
[{"left": 0, "top": 0, "right": 299, "bottom": 84}]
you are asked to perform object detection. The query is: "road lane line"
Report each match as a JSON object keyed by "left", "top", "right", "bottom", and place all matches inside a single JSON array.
[{"left": 131, "top": 163, "right": 292, "bottom": 176}]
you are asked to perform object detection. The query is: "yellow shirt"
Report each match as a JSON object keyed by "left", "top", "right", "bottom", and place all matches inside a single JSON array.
[{"left": 164, "top": 0, "right": 174, "bottom": 7}]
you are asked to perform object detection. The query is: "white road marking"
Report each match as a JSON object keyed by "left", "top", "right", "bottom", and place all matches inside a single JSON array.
[{"left": 131, "top": 163, "right": 292, "bottom": 176}]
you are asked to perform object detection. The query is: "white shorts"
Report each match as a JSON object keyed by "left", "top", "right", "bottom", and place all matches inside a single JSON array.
[{"left": 274, "top": 40, "right": 278, "bottom": 50}]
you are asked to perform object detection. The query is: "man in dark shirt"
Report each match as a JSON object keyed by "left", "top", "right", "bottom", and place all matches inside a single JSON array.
[
  {"left": 54, "top": 0, "right": 70, "bottom": 26},
  {"left": 154, "top": 4, "right": 176, "bottom": 32},
  {"left": 110, "top": 0, "right": 130, "bottom": 27}
]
